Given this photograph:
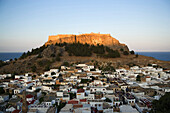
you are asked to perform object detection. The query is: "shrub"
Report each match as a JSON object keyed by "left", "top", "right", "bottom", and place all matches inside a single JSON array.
[
  {"left": 123, "top": 51, "right": 129, "bottom": 55},
  {"left": 80, "top": 79, "right": 90, "bottom": 83},
  {"left": 50, "top": 53, "right": 55, "bottom": 57},
  {"left": 0, "top": 60, "right": 8, "bottom": 68},
  {"left": 0, "top": 87, "right": 5, "bottom": 94},
  {"left": 51, "top": 72, "right": 56, "bottom": 75},
  {"left": 20, "top": 45, "right": 47, "bottom": 59},
  {"left": 136, "top": 54, "right": 138, "bottom": 58},
  {"left": 39, "top": 97, "right": 44, "bottom": 103},
  {"left": 37, "top": 59, "right": 51, "bottom": 67},
  {"left": 136, "top": 75, "right": 141, "bottom": 81},
  {"left": 35, "top": 89, "right": 41, "bottom": 92},
  {"left": 120, "top": 48, "right": 124, "bottom": 51},
  {"left": 106, "top": 98, "right": 112, "bottom": 102},
  {"left": 44, "top": 74, "right": 48, "bottom": 77},
  {"left": 147, "top": 64, "right": 152, "bottom": 66},
  {"left": 56, "top": 55, "right": 61, "bottom": 61},
  {"left": 151, "top": 92, "right": 170, "bottom": 113},
  {"left": 31, "top": 65, "right": 37, "bottom": 72},
  {"left": 42, "top": 92, "right": 47, "bottom": 96},
  {"left": 62, "top": 62, "right": 69, "bottom": 67},
  {"left": 37, "top": 54, "right": 42, "bottom": 58},
  {"left": 130, "top": 50, "right": 135, "bottom": 54},
  {"left": 58, "top": 53, "right": 62, "bottom": 56},
  {"left": 65, "top": 42, "right": 92, "bottom": 56}
]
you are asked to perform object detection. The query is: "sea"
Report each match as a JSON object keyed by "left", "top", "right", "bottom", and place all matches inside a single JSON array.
[
  {"left": 136, "top": 52, "right": 170, "bottom": 61},
  {"left": 0, "top": 53, "right": 23, "bottom": 61},
  {"left": 0, "top": 52, "right": 170, "bottom": 61}
]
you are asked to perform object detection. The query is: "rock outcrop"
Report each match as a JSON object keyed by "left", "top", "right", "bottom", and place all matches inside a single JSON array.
[{"left": 45, "top": 33, "right": 129, "bottom": 51}]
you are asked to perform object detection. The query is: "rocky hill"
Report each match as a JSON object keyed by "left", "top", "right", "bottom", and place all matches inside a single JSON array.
[
  {"left": 45, "top": 33, "right": 129, "bottom": 52},
  {"left": 0, "top": 33, "right": 170, "bottom": 74}
]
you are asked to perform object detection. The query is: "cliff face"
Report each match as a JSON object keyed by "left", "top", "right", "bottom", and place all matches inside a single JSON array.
[{"left": 45, "top": 33, "right": 129, "bottom": 51}]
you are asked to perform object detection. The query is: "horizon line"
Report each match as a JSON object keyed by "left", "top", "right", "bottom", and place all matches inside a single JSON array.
[{"left": 0, "top": 51, "right": 170, "bottom": 53}]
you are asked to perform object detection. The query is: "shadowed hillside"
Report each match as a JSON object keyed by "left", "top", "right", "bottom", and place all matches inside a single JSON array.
[{"left": 0, "top": 33, "right": 170, "bottom": 74}]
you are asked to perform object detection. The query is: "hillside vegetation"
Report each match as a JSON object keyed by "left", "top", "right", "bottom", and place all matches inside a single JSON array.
[
  {"left": 0, "top": 42, "right": 132, "bottom": 74},
  {"left": 0, "top": 42, "right": 169, "bottom": 74},
  {"left": 19, "top": 42, "right": 129, "bottom": 60}
]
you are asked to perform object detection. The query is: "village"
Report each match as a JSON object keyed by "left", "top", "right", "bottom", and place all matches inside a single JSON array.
[{"left": 0, "top": 63, "right": 170, "bottom": 113}]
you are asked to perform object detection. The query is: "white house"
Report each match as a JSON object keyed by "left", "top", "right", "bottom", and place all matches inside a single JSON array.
[
  {"left": 86, "top": 94, "right": 95, "bottom": 100},
  {"left": 41, "top": 86, "right": 52, "bottom": 92},
  {"left": 120, "top": 105, "right": 138, "bottom": 113},
  {"left": 90, "top": 87, "right": 106, "bottom": 93},
  {"left": 6, "top": 107, "right": 16, "bottom": 112},
  {"left": 124, "top": 93, "right": 136, "bottom": 105},
  {"left": 162, "top": 87, "right": 170, "bottom": 92},
  {"left": 50, "top": 69, "right": 59, "bottom": 73},
  {"left": 77, "top": 89, "right": 85, "bottom": 99},
  {"left": 88, "top": 99, "right": 104, "bottom": 111},
  {"left": 28, "top": 104, "right": 49, "bottom": 113},
  {"left": 93, "top": 80, "right": 103, "bottom": 86},
  {"left": 14, "top": 88, "right": 24, "bottom": 95}
]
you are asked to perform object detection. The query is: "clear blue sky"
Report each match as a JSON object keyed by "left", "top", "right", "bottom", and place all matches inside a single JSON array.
[{"left": 0, "top": 0, "right": 170, "bottom": 52}]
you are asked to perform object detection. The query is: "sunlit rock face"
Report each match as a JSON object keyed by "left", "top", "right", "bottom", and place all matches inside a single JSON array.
[{"left": 45, "top": 33, "right": 129, "bottom": 51}]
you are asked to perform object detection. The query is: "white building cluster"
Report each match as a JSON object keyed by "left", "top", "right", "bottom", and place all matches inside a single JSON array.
[{"left": 0, "top": 63, "right": 169, "bottom": 113}]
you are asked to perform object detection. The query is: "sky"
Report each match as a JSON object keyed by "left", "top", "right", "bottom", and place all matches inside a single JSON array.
[{"left": 0, "top": 0, "right": 170, "bottom": 52}]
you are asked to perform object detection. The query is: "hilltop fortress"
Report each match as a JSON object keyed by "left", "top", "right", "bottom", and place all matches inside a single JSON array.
[{"left": 45, "top": 32, "right": 129, "bottom": 51}]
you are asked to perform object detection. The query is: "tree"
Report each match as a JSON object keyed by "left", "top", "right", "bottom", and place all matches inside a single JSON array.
[
  {"left": 0, "top": 87, "right": 5, "bottom": 94},
  {"left": 90, "top": 76, "right": 96, "bottom": 82},
  {"left": 62, "top": 62, "right": 69, "bottom": 67},
  {"left": 130, "top": 50, "right": 135, "bottom": 54},
  {"left": 42, "top": 92, "right": 47, "bottom": 96},
  {"left": 44, "top": 65, "right": 50, "bottom": 71},
  {"left": 51, "top": 72, "right": 56, "bottom": 75},
  {"left": 120, "top": 48, "right": 124, "bottom": 51},
  {"left": 0, "top": 60, "right": 8, "bottom": 68},
  {"left": 106, "top": 98, "right": 112, "bottom": 102},
  {"left": 37, "top": 54, "right": 42, "bottom": 58},
  {"left": 35, "top": 89, "right": 41, "bottom": 92},
  {"left": 147, "top": 63, "right": 152, "bottom": 66},
  {"left": 57, "top": 102, "right": 66, "bottom": 113},
  {"left": 151, "top": 92, "right": 170, "bottom": 113},
  {"left": 33, "top": 75, "right": 36, "bottom": 79},
  {"left": 136, "top": 75, "right": 141, "bottom": 81},
  {"left": 44, "top": 74, "right": 48, "bottom": 77},
  {"left": 69, "top": 92, "right": 76, "bottom": 100},
  {"left": 20, "top": 45, "right": 47, "bottom": 59},
  {"left": 50, "top": 53, "right": 55, "bottom": 57},
  {"left": 39, "top": 97, "right": 44, "bottom": 103},
  {"left": 136, "top": 54, "right": 138, "bottom": 58},
  {"left": 56, "top": 55, "right": 61, "bottom": 61},
  {"left": 80, "top": 79, "right": 90, "bottom": 83},
  {"left": 31, "top": 65, "right": 37, "bottom": 72},
  {"left": 123, "top": 51, "right": 129, "bottom": 55},
  {"left": 58, "top": 53, "right": 62, "bottom": 56}
]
